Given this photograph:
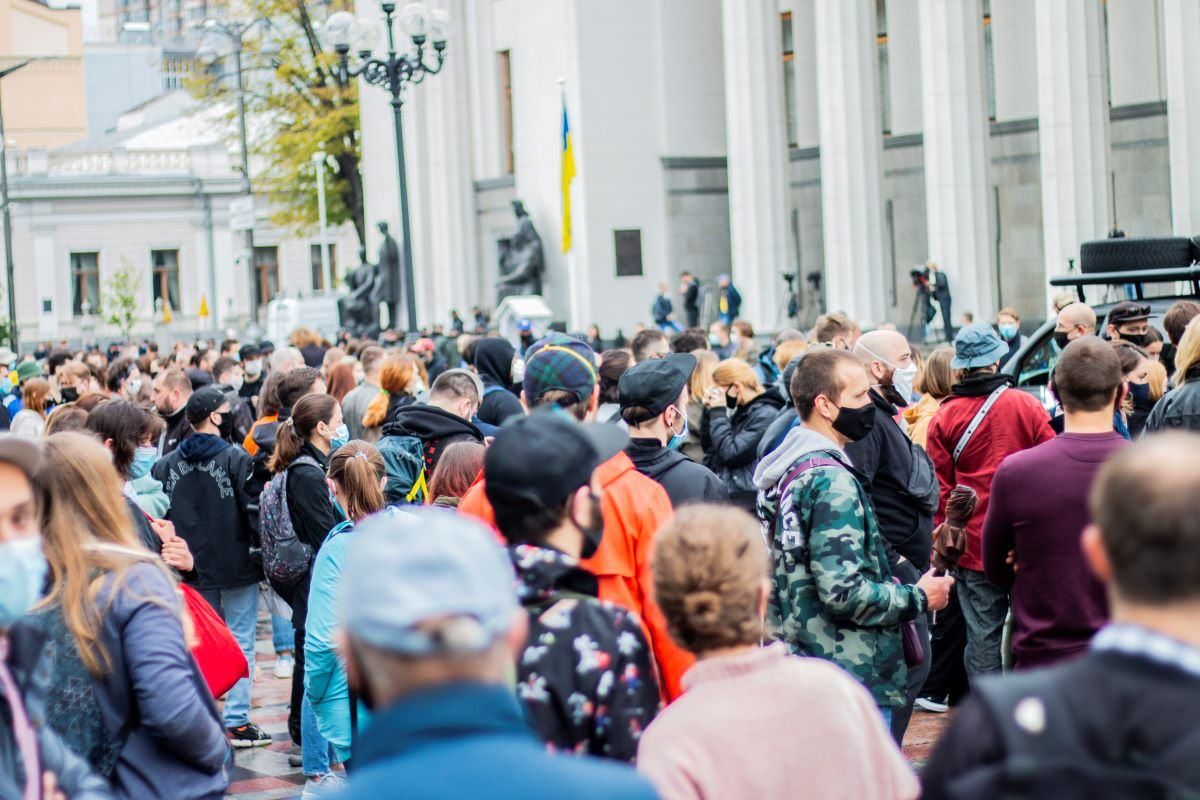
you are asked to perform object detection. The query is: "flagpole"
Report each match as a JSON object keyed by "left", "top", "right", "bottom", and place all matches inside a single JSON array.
[{"left": 559, "top": 77, "right": 581, "bottom": 331}]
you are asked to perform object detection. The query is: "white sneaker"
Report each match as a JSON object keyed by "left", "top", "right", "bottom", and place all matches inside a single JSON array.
[
  {"left": 274, "top": 654, "right": 294, "bottom": 680},
  {"left": 301, "top": 773, "right": 346, "bottom": 799},
  {"left": 915, "top": 696, "right": 949, "bottom": 713}
]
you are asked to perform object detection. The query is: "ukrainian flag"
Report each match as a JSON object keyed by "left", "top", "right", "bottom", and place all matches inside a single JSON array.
[{"left": 561, "top": 94, "right": 576, "bottom": 253}]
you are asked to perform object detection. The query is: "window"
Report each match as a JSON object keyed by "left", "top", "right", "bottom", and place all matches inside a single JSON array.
[
  {"left": 70, "top": 252, "right": 100, "bottom": 317},
  {"left": 782, "top": 12, "right": 797, "bottom": 148},
  {"left": 498, "top": 50, "right": 514, "bottom": 175},
  {"left": 983, "top": 0, "right": 996, "bottom": 121},
  {"left": 162, "top": 56, "right": 193, "bottom": 91},
  {"left": 877, "top": 0, "right": 891, "bottom": 135},
  {"left": 151, "top": 249, "right": 180, "bottom": 313},
  {"left": 310, "top": 243, "right": 339, "bottom": 291},
  {"left": 253, "top": 246, "right": 279, "bottom": 308}
]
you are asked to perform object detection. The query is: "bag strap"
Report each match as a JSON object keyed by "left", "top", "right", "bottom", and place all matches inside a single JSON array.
[
  {"left": 482, "top": 384, "right": 507, "bottom": 397},
  {"left": 952, "top": 386, "right": 1008, "bottom": 464},
  {"left": 764, "top": 456, "right": 845, "bottom": 531}
]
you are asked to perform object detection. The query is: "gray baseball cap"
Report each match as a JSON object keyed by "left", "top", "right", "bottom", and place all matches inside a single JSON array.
[
  {"left": 0, "top": 435, "right": 39, "bottom": 479},
  {"left": 341, "top": 509, "right": 519, "bottom": 656}
]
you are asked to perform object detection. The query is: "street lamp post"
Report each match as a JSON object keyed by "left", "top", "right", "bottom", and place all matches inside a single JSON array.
[
  {"left": 324, "top": 2, "right": 450, "bottom": 334},
  {"left": 0, "top": 59, "right": 33, "bottom": 352},
  {"left": 312, "top": 150, "right": 332, "bottom": 292}
]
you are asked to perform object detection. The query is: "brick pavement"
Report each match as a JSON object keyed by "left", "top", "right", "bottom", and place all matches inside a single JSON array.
[{"left": 224, "top": 615, "right": 951, "bottom": 798}]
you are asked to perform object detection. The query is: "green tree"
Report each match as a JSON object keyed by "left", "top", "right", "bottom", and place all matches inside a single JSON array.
[
  {"left": 102, "top": 261, "right": 141, "bottom": 341},
  {"left": 191, "top": 0, "right": 365, "bottom": 248}
]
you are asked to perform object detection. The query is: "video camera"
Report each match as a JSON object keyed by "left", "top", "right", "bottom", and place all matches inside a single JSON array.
[{"left": 910, "top": 267, "right": 931, "bottom": 291}]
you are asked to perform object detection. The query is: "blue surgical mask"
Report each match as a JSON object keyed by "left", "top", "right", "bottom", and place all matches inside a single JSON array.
[
  {"left": 128, "top": 445, "right": 158, "bottom": 480},
  {"left": 667, "top": 409, "right": 688, "bottom": 450},
  {"left": 998, "top": 323, "right": 1019, "bottom": 341},
  {"left": 330, "top": 423, "right": 350, "bottom": 451},
  {"left": 0, "top": 537, "right": 47, "bottom": 628}
]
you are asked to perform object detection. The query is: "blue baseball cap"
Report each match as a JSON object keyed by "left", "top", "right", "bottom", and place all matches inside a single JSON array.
[
  {"left": 952, "top": 322, "right": 1009, "bottom": 370},
  {"left": 341, "top": 510, "right": 519, "bottom": 656}
]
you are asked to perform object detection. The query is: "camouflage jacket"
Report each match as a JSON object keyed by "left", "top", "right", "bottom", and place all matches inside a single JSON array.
[{"left": 754, "top": 428, "right": 927, "bottom": 708}]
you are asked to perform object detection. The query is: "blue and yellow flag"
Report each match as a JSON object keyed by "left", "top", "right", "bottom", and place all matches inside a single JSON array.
[{"left": 561, "top": 94, "right": 576, "bottom": 253}]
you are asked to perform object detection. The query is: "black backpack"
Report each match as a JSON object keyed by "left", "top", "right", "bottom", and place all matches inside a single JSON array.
[{"left": 941, "top": 665, "right": 1200, "bottom": 800}]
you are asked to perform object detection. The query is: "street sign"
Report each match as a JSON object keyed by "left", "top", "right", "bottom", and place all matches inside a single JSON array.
[{"left": 230, "top": 197, "right": 255, "bottom": 231}]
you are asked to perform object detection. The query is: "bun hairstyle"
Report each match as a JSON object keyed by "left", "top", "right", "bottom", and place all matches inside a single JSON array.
[
  {"left": 328, "top": 441, "right": 387, "bottom": 522},
  {"left": 651, "top": 504, "right": 769, "bottom": 654},
  {"left": 362, "top": 354, "right": 419, "bottom": 428}
]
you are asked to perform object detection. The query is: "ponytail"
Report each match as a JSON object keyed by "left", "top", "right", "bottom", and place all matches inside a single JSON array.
[
  {"left": 268, "top": 393, "right": 338, "bottom": 474},
  {"left": 328, "top": 440, "right": 386, "bottom": 521},
  {"left": 363, "top": 354, "right": 418, "bottom": 428}
]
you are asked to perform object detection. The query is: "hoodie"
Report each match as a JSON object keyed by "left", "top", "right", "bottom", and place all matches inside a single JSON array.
[
  {"left": 473, "top": 338, "right": 524, "bottom": 425},
  {"left": 624, "top": 437, "right": 728, "bottom": 508},
  {"left": 382, "top": 403, "right": 484, "bottom": 474}
]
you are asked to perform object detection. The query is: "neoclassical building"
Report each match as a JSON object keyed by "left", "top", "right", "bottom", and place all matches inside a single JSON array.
[{"left": 357, "top": 0, "right": 1199, "bottom": 334}]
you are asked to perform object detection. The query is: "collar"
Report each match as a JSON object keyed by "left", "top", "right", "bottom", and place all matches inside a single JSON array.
[
  {"left": 353, "top": 683, "right": 530, "bottom": 769},
  {"left": 868, "top": 388, "right": 898, "bottom": 415},
  {"left": 951, "top": 371, "right": 1015, "bottom": 398},
  {"left": 682, "top": 643, "right": 789, "bottom": 691},
  {"left": 1091, "top": 623, "right": 1200, "bottom": 679}
]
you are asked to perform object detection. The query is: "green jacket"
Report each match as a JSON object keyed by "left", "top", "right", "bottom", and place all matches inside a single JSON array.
[{"left": 754, "top": 427, "right": 927, "bottom": 707}]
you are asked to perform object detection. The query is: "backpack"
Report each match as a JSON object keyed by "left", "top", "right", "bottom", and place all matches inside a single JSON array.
[
  {"left": 258, "top": 454, "right": 320, "bottom": 589},
  {"left": 904, "top": 441, "right": 940, "bottom": 515},
  {"left": 376, "top": 434, "right": 429, "bottom": 506},
  {"left": 942, "top": 665, "right": 1200, "bottom": 800}
]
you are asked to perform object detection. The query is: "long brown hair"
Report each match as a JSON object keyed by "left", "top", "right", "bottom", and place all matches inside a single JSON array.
[
  {"left": 362, "top": 354, "right": 418, "bottom": 428},
  {"left": 268, "top": 393, "right": 338, "bottom": 473},
  {"left": 327, "top": 441, "right": 386, "bottom": 521},
  {"left": 326, "top": 363, "right": 356, "bottom": 404},
  {"left": 36, "top": 432, "right": 172, "bottom": 674},
  {"left": 429, "top": 441, "right": 485, "bottom": 503},
  {"left": 22, "top": 378, "right": 50, "bottom": 417}
]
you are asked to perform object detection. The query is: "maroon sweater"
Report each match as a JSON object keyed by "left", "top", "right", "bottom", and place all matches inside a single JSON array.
[{"left": 982, "top": 432, "right": 1128, "bottom": 669}]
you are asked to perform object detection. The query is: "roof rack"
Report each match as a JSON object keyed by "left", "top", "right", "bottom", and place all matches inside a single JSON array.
[{"left": 1050, "top": 265, "right": 1200, "bottom": 302}]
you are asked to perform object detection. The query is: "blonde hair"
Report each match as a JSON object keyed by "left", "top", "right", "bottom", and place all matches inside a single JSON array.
[
  {"left": 915, "top": 346, "right": 955, "bottom": 399},
  {"left": 1174, "top": 317, "right": 1200, "bottom": 388},
  {"left": 1146, "top": 359, "right": 1168, "bottom": 401},
  {"left": 712, "top": 359, "right": 764, "bottom": 396},
  {"left": 36, "top": 432, "right": 173, "bottom": 674},
  {"left": 773, "top": 339, "right": 809, "bottom": 373},
  {"left": 651, "top": 504, "right": 769, "bottom": 654},
  {"left": 289, "top": 326, "right": 324, "bottom": 349},
  {"left": 363, "top": 354, "right": 420, "bottom": 428},
  {"left": 689, "top": 350, "right": 719, "bottom": 400}
]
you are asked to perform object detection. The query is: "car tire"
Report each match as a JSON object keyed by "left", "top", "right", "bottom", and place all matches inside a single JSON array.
[{"left": 1079, "top": 236, "right": 1197, "bottom": 274}]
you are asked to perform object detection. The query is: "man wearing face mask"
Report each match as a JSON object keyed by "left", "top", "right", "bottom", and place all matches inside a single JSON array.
[
  {"left": 213, "top": 357, "right": 253, "bottom": 444},
  {"left": 618, "top": 353, "right": 728, "bottom": 507},
  {"left": 237, "top": 344, "right": 266, "bottom": 411},
  {"left": 847, "top": 330, "right": 939, "bottom": 742},
  {"left": 0, "top": 436, "right": 113, "bottom": 799},
  {"left": 152, "top": 387, "right": 271, "bottom": 748},
  {"left": 1104, "top": 301, "right": 1154, "bottom": 347},
  {"left": 995, "top": 307, "right": 1027, "bottom": 368},
  {"left": 153, "top": 367, "right": 194, "bottom": 456},
  {"left": 485, "top": 411, "right": 661, "bottom": 761},
  {"left": 753, "top": 349, "right": 953, "bottom": 725},
  {"left": 1053, "top": 301, "right": 1097, "bottom": 352}
]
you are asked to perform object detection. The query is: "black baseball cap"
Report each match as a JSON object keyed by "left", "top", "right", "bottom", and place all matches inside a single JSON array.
[
  {"left": 1107, "top": 301, "right": 1151, "bottom": 326},
  {"left": 239, "top": 343, "right": 262, "bottom": 361},
  {"left": 618, "top": 353, "right": 696, "bottom": 415},
  {"left": 185, "top": 385, "right": 230, "bottom": 425},
  {"left": 484, "top": 408, "right": 627, "bottom": 513}
]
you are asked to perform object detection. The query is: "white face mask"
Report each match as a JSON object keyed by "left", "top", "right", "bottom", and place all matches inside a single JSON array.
[
  {"left": 227, "top": 374, "right": 245, "bottom": 393},
  {"left": 857, "top": 343, "right": 917, "bottom": 404},
  {"left": 127, "top": 378, "right": 143, "bottom": 396},
  {"left": 511, "top": 358, "right": 526, "bottom": 384},
  {"left": 244, "top": 359, "right": 263, "bottom": 379}
]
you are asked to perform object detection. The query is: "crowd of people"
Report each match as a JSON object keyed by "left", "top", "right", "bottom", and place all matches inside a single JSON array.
[{"left": 1, "top": 283, "right": 1199, "bottom": 799}]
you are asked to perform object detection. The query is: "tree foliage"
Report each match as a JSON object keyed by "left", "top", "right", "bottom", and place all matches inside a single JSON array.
[
  {"left": 190, "top": 0, "right": 366, "bottom": 248},
  {"left": 102, "top": 261, "right": 141, "bottom": 340}
]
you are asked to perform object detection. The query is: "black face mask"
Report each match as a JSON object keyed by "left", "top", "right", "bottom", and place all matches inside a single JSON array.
[
  {"left": 216, "top": 412, "right": 235, "bottom": 441},
  {"left": 60, "top": 386, "right": 79, "bottom": 403},
  {"left": 1053, "top": 331, "right": 1072, "bottom": 351},
  {"left": 725, "top": 390, "right": 739, "bottom": 409},
  {"left": 832, "top": 403, "right": 875, "bottom": 442},
  {"left": 1119, "top": 331, "right": 1151, "bottom": 348},
  {"left": 572, "top": 490, "right": 605, "bottom": 559}
]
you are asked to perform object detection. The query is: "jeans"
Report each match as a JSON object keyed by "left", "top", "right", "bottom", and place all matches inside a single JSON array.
[
  {"left": 199, "top": 583, "right": 259, "bottom": 728},
  {"left": 657, "top": 321, "right": 681, "bottom": 334},
  {"left": 955, "top": 567, "right": 1009, "bottom": 679},
  {"left": 889, "top": 559, "right": 931, "bottom": 744},
  {"left": 270, "top": 614, "right": 293, "bottom": 654},
  {"left": 301, "top": 695, "right": 334, "bottom": 776}
]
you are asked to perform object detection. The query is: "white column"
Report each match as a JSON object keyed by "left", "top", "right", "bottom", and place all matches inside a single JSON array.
[
  {"left": 1163, "top": 0, "right": 1200, "bottom": 234},
  {"left": 814, "top": 0, "right": 887, "bottom": 323},
  {"left": 784, "top": 0, "right": 819, "bottom": 149},
  {"left": 1035, "top": 0, "right": 1110, "bottom": 282},
  {"left": 720, "top": 0, "right": 791, "bottom": 329},
  {"left": 918, "top": 0, "right": 994, "bottom": 319}
]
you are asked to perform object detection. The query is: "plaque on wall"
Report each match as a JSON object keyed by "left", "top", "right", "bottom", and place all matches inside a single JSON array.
[{"left": 614, "top": 229, "right": 643, "bottom": 277}]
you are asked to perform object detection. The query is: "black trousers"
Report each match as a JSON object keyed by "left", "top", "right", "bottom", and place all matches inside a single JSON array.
[
  {"left": 890, "top": 559, "right": 932, "bottom": 744},
  {"left": 288, "top": 628, "right": 305, "bottom": 745},
  {"left": 920, "top": 583, "right": 970, "bottom": 705}
]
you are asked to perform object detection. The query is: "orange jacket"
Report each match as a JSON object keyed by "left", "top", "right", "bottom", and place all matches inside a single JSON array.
[
  {"left": 242, "top": 414, "right": 278, "bottom": 456},
  {"left": 457, "top": 452, "right": 692, "bottom": 701}
]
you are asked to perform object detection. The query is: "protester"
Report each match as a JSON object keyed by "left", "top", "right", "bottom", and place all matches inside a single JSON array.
[
  {"left": 3, "top": 361, "right": 42, "bottom": 421},
  {"left": 923, "top": 433, "right": 1200, "bottom": 797},
  {"left": 484, "top": 411, "right": 661, "bottom": 760},
  {"left": 756, "top": 352, "right": 807, "bottom": 460},
  {"left": 670, "top": 327, "right": 708, "bottom": 354},
  {"left": 304, "top": 441, "right": 388, "bottom": 795},
  {"left": 44, "top": 402, "right": 89, "bottom": 436},
  {"left": 29, "top": 433, "right": 229, "bottom": 797},
  {"left": 85, "top": 399, "right": 171, "bottom": 530},
  {"left": 630, "top": 329, "right": 669, "bottom": 363},
  {"left": 754, "top": 349, "right": 952, "bottom": 725},
  {"left": 925, "top": 323, "right": 1054, "bottom": 679},
  {"left": 272, "top": 346, "right": 306, "bottom": 374},
  {"left": 291, "top": 328, "right": 328, "bottom": 369},
  {"left": 715, "top": 274, "right": 740, "bottom": 325},
  {"left": 1145, "top": 316, "right": 1200, "bottom": 433},
  {"left": 152, "top": 386, "right": 268, "bottom": 748},
  {"left": 903, "top": 346, "right": 954, "bottom": 449},
  {"left": 813, "top": 311, "right": 860, "bottom": 350},
  {"left": 707, "top": 322, "right": 733, "bottom": 359},
  {"left": 619, "top": 353, "right": 727, "bottom": 507},
  {"left": 243, "top": 371, "right": 285, "bottom": 457},
  {"left": 0, "top": 435, "right": 113, "bottom": 800},
  {"left": 239, "top": 344, "right": 265, "bottom": 409},
  {"left": 10, "top": 379, "right": 49, "bottom": 440},
  {"left": 995, "top": 307, "right": 1027, "bottom": 367},
  {"left": 1160, "top": 299, "right": 1200, "bottom": 375},
  {"left": 1142, "top": 326, "right": 1164, "bottom": 361},
  {"left": 679, "top": 271, "right": 701, "bottom": 328},
  {"left": 638, "top": 504, "right": 919, "bottom": 800},
  {"left": 56, "top": 361, "right": 92, "bottom": 405},
  {"left": 1146, "top": 357, "right": 1168, "bottom": 403},
  {"left": 652, "top": 282, "right": 680, "bottom": 333},
  {"left": 212, "top": 357, "right": 253, "bottom": 443},
  {"left": 597, "top": 349, "right": 632, "bottom": 424},
  {"left": 104, "top": 359, "right": 142, "bottom": 402},
  {"left": 383, "top": 368, "right": 484, "bottom": 475},
  {"left": 337, "top": 510, "right": 656, "bottom": 799},
  {"left": 152, "top": 367, "right": 193, "bottom": 456},
  {"left": 428, "top": 441, "right": 485, "bottom": 508},
  {"left": 472, "top": 338, "right": 523, "bottom": 425},
  {"left": 1104, "top": 300, "right": 1153, "bottom": 347},
  {"left": 982, "top": 338, "right": 1125, "bottom": 671},
  {"left": 729, "top": 320, "right": 755, "bottom": 365},
  {"left": 410, "top": 338, "right": 447, "bottom": 384},
  {"left": 341, "top": 345, "right": 384, "bottom": 442},
  {"left": 1112, "top": 341, "right": 1153, "bottom": 437},
  {"left": 701, "top": 359, "right": 784, "bottom": 510},
  {"left": 848, "top": 331, "right": 938, "bottom": 741}
]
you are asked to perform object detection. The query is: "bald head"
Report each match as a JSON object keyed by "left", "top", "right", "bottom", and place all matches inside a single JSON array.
[
  {"left": 854, "top": 330, "right": 911, "bottom": 383},
  {"left": 1056, "top": 303, "right": 1097, "bottom": 343}
]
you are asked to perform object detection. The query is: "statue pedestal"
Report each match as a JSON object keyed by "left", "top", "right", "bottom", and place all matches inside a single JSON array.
[{"left": 494, "top": 295, "right": 554, "bottom": 346}]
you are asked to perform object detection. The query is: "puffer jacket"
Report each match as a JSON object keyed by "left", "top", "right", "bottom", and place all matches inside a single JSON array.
[
  {"left": 1143, "top": 366, "right": 1200, "bottom": 434},
  {"left": 701, "top": 391, "right": 786, "bottom": 505}
]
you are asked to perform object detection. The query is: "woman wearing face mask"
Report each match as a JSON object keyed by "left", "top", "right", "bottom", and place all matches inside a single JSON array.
[
  {"left": 701, "top": 360, "right": 786, "bottom": 511},
  {"left": 1113, "top": 342, "right": 1154, "bottom": 438},
  {"left": 10, "top": 378, "right": 50, "bottom": 440},
  {"left": 104, "top": 359, "right": 142, "bottom": 402},
  {"left": 303, "top": 441, "right": 388, "bottom": 793},
  {"left": 995, "top": 308, "right": 1027, "bottom": 369},
  {"left": 266, "top": 393, "right": 345, "bottom": 786},
  {"left": 26, "top": 433, "right": 229, "bottom": 798},
  {"left": 1145, "top": 316, "right": 1200, "bottom": 433},
  {"left": 0, "top": 436, "right": 113, "bottom": 800},
  {"left": 361, "top": 354, "right": 421, "bottom": 431}
]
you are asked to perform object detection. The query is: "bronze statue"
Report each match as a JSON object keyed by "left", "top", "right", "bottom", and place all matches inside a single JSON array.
[
  {"left": 339, "top": 246, "right": 381, "bottom": 338},
  {"left": 496, "top": 200, "right": 544, "bottom": 302},
  {"left": 376, "top": 221, "right": 402, "bottom": 329}
]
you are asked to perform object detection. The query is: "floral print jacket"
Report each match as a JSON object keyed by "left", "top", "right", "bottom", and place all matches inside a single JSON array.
[{"left": 510, "top": 544, "right": 661, "bottom": 762}]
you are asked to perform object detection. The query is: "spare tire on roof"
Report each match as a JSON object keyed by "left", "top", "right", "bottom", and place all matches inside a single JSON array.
[{"left": 1080, "top": 236, "right": 1197, "bottom": 274}]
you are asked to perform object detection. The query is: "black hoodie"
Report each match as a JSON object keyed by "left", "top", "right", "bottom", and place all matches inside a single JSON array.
[
  {"left": 473, "top": 338, "right": 524, "bottom": 425},
  {"left": 382, "top": 402, "right": 484, "bottom": 474},
  {"left": 625, "top": 437, "right": 728, "bottom": 508}
]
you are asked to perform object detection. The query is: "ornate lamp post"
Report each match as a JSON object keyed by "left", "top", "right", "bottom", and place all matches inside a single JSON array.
[{"left": 324, "top": 2, "right": 450, "bottom": 334}]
